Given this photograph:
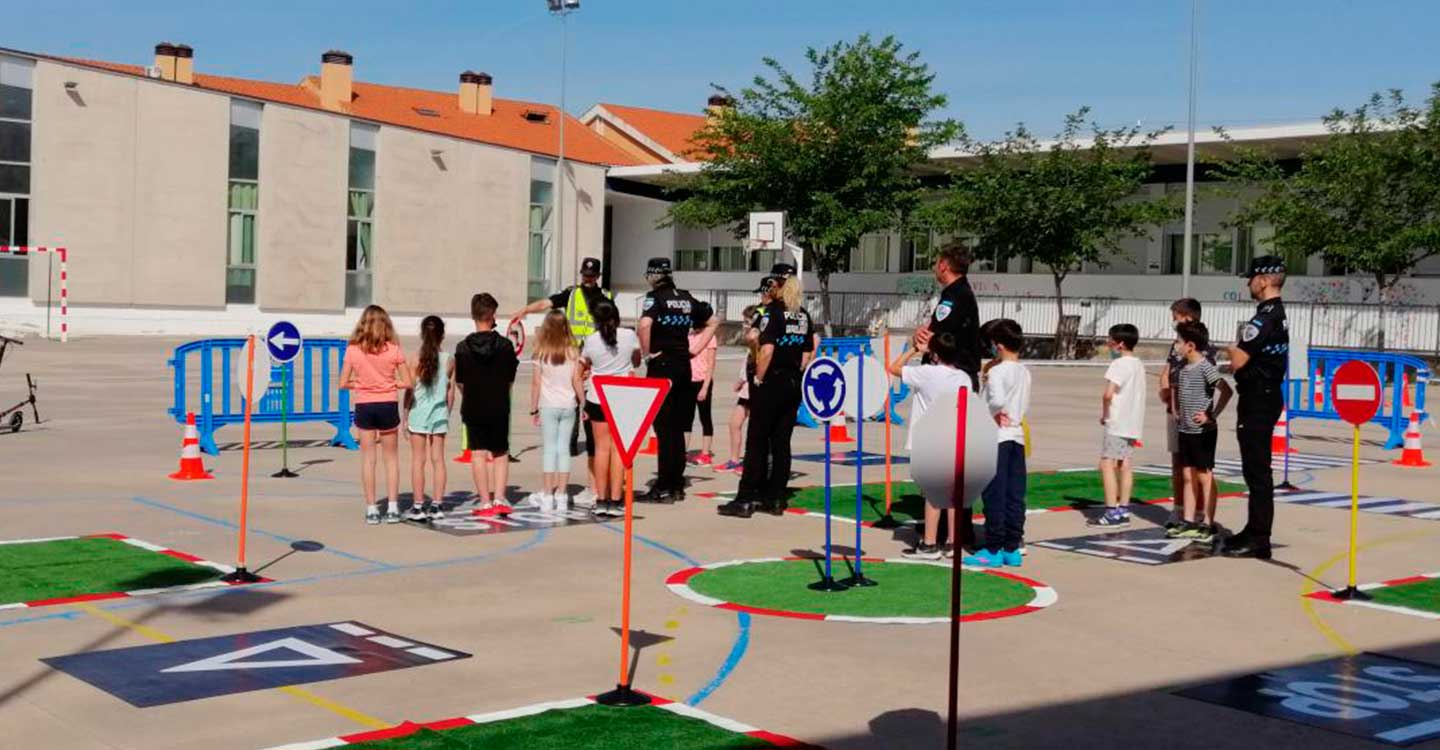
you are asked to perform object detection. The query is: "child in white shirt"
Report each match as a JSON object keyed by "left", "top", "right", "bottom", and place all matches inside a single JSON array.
[
  {"left": 963, "top": 319, "right": 1032, "bottom": 568},
  {"left": 888, "top": 331, "right": 976, "bottom": 560},
  {"left": 1091, "top": 323, "right": 1146, "bottom": 528}
]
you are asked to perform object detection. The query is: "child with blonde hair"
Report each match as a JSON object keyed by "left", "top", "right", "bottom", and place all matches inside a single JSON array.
[
  {"left": 340, "top": 305, "right": 414, "bottom": 525},
  {"left": 530, "top": 310, "right": 585, "bottom": 512}
]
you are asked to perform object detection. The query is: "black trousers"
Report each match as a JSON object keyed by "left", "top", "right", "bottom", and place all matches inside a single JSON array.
[
  {"left": 683, "top": 381, "right": 714, "bottom": 437},
  {"left": 737, "top": 370, "right": 801, "bottom": 501},
  {"left": 648, "top": 355, "right": 694, "bottom": 492},
  {"left": 1236, "top": 401, "right": 1282, "bottom": 542}
]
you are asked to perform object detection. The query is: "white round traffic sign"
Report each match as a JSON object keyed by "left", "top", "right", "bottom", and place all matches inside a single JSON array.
[
  {"left": 232, "top": 339, "right": 274, "bottom": 401},
  {"left": 908, "top": 386, "right": 997, "bottom": 509},
  {"left": 802, "top": 356, "right": 847, "bottom": 421},
  {"left": 840, "top": 354, "right": 888, "bottom": 419}
]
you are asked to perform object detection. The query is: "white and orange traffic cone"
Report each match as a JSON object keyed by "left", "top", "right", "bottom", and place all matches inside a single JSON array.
[
  {"left": 453, "top": 423, "right": 473, "bottom": 464},
  {"left": 1314, "top": 370, "right": 1326, "bottom": 409},
  {"left": 828, "top": 419, "right": 854, "bottom": 444},
  {"left": 1393, "top": 412, "right": 1431, "bottom": 468},
  {"left": 1272, "top": 409, "right": 1298, "bottom": 454},
  {"left": 169, "top": 413, "right": 214, "bottom": 481}
]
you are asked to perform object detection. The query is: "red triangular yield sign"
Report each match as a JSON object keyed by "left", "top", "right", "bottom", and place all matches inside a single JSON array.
[{"left": 594, "top": 375, "right": 671, "bottom": 468}]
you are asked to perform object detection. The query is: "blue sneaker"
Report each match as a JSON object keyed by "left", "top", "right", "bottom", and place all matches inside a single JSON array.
[
  {"left": 961, "top": 549, "right": 1003, "bottom": 568},
  {"left": 1001, "top": 549, "right": 1023, "bottom": 568}
]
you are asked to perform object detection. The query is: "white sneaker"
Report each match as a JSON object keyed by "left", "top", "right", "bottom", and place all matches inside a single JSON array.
[
  {"left": 539, "top": 492, "right": 554, "bottom": 513},
  {"left": 573, "top": 488, "right": 597, "bottom": 508},
  {"left": 554, "top": 493, "right": 570, "bottom": 513},
  {"left": 518, "top": 491, "right": 544, "bottom": 509}
]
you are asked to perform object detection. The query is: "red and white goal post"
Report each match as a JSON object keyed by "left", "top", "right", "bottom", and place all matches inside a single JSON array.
[{"left": 0, "top": 246, "right": 68, "bottom": 342}]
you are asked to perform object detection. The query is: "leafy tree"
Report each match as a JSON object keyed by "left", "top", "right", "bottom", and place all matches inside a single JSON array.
[
  {"left": 664, "top": 34, "right": 960, "bottom": 326},
  {"left": 1218, "top": 85, "right": 1440, "bottom": 349},
  {"left": 918, "top": 109, "right": 1177, "bottom": 352}
]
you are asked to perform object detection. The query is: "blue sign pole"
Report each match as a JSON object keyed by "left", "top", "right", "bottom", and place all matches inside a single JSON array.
[
  {"left": 849, "top": 350, "right": 875, "bottom": 587},
  {"left": 804, "top": 356, "right": 848, "bottom": 593}
]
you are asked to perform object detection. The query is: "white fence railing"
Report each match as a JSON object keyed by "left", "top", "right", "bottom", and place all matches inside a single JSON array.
[{"left": 623, "top": 289, "right": 1440, "bottom": 355}]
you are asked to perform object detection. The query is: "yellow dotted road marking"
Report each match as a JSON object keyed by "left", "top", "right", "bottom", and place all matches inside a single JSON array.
[
  {"left": 1298, "top": 530, "right": 1438, "bottom": 655},
  {"left": 73, "top": 603, "right": 391, "bottom": 730}
]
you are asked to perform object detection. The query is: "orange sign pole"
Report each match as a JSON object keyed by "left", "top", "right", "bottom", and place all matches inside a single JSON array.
[
  {"left": 873, "top": 333, "right": 900, "bottom": 529},
  {"left": 597, "top": 463, "right": 649, "bottom": 706},
  {"left": 223, "top": 335, "right": 261, "bottom": 583}
]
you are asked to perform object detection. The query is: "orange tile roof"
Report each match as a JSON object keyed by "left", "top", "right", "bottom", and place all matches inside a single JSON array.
[
  {"left": 51, "top": 54, "right": 641, "bottom": 167},
  {"left": 596, "top": 103, "right": 710, "bottom": 162}
]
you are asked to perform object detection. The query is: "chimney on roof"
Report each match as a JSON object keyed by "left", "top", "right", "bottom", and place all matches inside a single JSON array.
[
  {"left": 173, "top": 44, "right": 194, "bottom": 85},
  {"left": 154, "top": 43, "right": 178, "bottom": 82},
  {"left": 319, "top": 50, "right": 354, "bottom": 111},
  {"left": 706, "top": 94, "right": 733, "bottom": 120},
  {"left": 459, "top": 71, "right": 493, "bottom": 116}
]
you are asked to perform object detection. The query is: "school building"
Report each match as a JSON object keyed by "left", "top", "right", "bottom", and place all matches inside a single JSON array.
[{"left": 2, "top": 42, "right": 1439, "bottom": 345}]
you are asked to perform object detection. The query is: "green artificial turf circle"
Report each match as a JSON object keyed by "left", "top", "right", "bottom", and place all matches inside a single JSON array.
[
  {"left": 343, "top": 704, "right": 775, "bottom": 750},
  {"left": 783, "top": 470, "right": 1246, "bottom": 524},
  {"left": 0, "top": 537, "right": 221, "bottom": 605},
  {"left": 684, "top": 559, "right": 1038, "bottom": 619},
  {"left": 1367, "top": 577, "right": 1440, "bottom": 616}
]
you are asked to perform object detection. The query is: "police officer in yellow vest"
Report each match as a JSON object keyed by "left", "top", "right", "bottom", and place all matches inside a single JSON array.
[{"left": 510, "top": 257, "right": 612, "bottom": 345}]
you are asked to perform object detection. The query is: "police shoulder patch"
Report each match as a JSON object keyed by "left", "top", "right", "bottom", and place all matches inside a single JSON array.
[
  {"left": 1242, "top": 324, "right": 1260, "bottom": 342},
  {"left": 642, "top": 295, "right": 655, "bottom": 311},
  {"left": 934, "top": 302, "right": 953, "bottom": 322}
]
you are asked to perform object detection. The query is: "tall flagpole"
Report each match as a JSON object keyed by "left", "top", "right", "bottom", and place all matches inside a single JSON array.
[{"left": 1180, "top": 0, "right": 1199, "bottom": 296}]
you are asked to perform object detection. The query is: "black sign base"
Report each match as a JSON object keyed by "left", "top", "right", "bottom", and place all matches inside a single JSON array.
[{"left": 595, "top": 683, "right": 651, "bottom": 707}]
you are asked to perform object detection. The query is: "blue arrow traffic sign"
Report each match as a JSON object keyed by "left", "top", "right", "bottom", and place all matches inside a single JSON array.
[
  {"left": 265, "top": 320, "right": 302, "bottom": 363},
  {"left": 803, "top": 356, "right": 847, "bottom": 421}
]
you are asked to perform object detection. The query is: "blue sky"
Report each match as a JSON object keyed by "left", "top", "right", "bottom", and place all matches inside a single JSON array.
[{"left": 9, "top": 1, "right": 1438, "bottom": 138}]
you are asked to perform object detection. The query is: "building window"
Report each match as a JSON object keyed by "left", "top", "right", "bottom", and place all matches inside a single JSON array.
[
  {"left": 849, "top": 233, "right": 890, "bottom": 273},
  {"left": 899, "top": 231, "right": 932, "bottom": 273},
  {"left": 1165, "top": 232, "right": 1236, "bottom": 276},
  {"left": 675, "top": 248, "right": 708, "bottom": 271},
  {"left": 0, "top": 54, "right": 33, "bottom": 298},
  {"left": 711, "top": 245, "right": 746, "bottom": 272},
  {"left": 346, "top": 122, "right": 377, "bottom": 308},
  {"left": 528, "top": 158, "right": 555, "bottom": 301},
  {"left": 226, "top": 100, "right": 261, "bottom": 305},
  {"left": 749, "top": 248, "right": 779, "bottom": 272}
]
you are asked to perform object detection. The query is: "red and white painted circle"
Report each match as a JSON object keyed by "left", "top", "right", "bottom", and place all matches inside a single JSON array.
[{"left": 665, "top": 557, "right": 1057, "bottom": 625}]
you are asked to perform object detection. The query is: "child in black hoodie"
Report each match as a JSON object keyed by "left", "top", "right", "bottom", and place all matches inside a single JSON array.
[{"left": 455, "top": 293, "right": 519, "bottom": 514}]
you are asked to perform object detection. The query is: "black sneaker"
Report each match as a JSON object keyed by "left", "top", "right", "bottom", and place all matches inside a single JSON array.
[
  {"left": 717, "top": 499, "right": 754, "bottom": 518},
  {"left": 902, "top": 543, "right": 942, "bottom": 561},
  {"left": 404, "top": 506, "right": 427, "bottom": 522},
  {"left": 637, "top": 489, "right": 678, "bottom": 505},
  {"left": 762, "top": 498, "right": 788, "bottom": 516},
  {"left": 424, "top": 502, "right": 444, "bottom": 520}
]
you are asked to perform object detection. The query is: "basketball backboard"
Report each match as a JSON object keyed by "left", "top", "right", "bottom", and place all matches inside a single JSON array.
[{"left": 747, "top": 211, "right": 785, "bottom": 251}]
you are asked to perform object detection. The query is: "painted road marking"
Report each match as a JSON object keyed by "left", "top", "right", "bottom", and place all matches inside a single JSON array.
[
  {"left": 43, "top": 621, "right": 469, "bottom": 707},
  {"left": 1277, "top": 490, "right": 1440, "bottom": 522},
  {"left": 1036, "top": 527, "right": 1237, "bottom": 566}
]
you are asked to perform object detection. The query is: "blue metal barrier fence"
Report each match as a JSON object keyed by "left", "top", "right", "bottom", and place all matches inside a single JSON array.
[
  {"left": 1287, "top": 348, "right": 1430, "bottom": 450},
  {"left": 168, "top": 338, "right": 357, "bottom": 455}
]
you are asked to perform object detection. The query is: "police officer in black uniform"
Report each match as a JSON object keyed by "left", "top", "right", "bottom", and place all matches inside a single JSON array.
[
  {"left": 720, "top": 263, "right": 814, "bottom": 518},
  {"left": 1222, "top": 255, "right": 1290, "bottom": 559},
  {"left": 914, "top": 241, "right": 983, "bottom": 548},
  {"left": 638, "top": 257, "right": 718, "bottom": 503}
]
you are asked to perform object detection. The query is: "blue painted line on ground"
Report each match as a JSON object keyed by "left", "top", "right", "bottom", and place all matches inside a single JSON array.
[
  {"left": 596, "top": 522, "right": 748, "bottom": 707},
  {"left": 0, "top": 610, "right": 82, "bottom": 628},
  {"left": 130, "top": 496, "right": 394, "bottom": 568}
]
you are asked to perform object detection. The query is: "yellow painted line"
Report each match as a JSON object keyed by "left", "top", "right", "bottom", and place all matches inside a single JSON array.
[
  {"left": 1298, "top": 530, "right": 1438, "bottom": 655},
  {"left": 72, "top": 603, "right": 390, "bottom": 730}
]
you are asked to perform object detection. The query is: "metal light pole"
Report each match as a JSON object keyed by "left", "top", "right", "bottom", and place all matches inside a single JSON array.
[
  {"left": 548, "top": 0, "right": 579, "bottom": 293},
  {"left": 1180, "top": 0, "right": 1199, "bottom": 296}
]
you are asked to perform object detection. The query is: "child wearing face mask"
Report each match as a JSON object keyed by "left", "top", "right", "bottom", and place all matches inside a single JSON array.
[{"left": 1090, "top": 323, "right": 1146, "bottom": 528}]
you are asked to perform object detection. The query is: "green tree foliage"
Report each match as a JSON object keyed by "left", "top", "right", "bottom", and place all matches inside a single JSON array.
[
  {"left": 664, "top": 34, "right": 959, "bottom": 325},
  {"left": 919, "top": 109, "right": 1177, "bottom": 350},
  {"left": 1219, "top": 85, "right": 1440, "bottom": 348}
]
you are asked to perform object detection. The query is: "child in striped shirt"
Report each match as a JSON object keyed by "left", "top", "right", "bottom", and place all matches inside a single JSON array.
[{"left": 1169, "top": 321, "right": 1233, "bottom": 541}]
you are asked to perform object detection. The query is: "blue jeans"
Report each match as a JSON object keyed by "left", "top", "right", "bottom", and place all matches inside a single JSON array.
[
  {"left": 540, "top": 407, "right": 576, "bottom": 473},
  {"left": 981, "top": 441, "right": 1027, "bottom": 552}
]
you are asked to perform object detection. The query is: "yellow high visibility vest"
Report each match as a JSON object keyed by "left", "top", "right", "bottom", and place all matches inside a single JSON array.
[{"left": 566, "top": 286, "right": 611, "bottom": 346}]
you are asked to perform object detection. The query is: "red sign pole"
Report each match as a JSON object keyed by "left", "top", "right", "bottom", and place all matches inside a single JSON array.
[{"left": 947, "top": 386, "right": 969, "bottom": 750}]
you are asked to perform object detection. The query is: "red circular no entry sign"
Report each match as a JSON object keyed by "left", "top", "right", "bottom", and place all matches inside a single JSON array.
[{"left": 1330, "top": 360, "right": 1382, "bottom": 426}]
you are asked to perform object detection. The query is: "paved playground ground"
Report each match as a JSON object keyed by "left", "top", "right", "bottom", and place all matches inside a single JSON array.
[{"left": 3, "top": 335, "right": 1439, "bottom": 749}]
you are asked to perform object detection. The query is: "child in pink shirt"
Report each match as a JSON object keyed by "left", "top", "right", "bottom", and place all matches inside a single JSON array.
[
  {"left": 340, "top": 305, "right": 413, "bottom": 525},
  {"left": 685, "top": 321, "right": 720, "bottom": 466}
]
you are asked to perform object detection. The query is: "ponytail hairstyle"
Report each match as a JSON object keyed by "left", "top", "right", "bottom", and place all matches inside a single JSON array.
[
  {"left": 592, "top": 299, "right": 620, "bottom": 351},
  {"left": 415, "top": 315, "right": 445, "bottom": 388},
  {"left": 349, "top": 305, "right": 398, "bottom": 354},
  {"left": 778, "top": 276, "right": 802, "bottom": 310},
  {"left": 533, "top": 309, "right": 574, "bottom": 366}
]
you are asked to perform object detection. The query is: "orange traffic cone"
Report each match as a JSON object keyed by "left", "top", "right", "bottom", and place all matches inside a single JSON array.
[
  {"left": 1403, "top": 372, "right": 1415, "bottom": 410},
  {"left": 1393, "top": 412, "right": 1431, "bottom": 468},
  {"left": 1272, "top": 409, "right": 1297, "bottom": 454},
  {"left": 168, "top": 413, "right": 214, "bottom": 481},
  {"left": 453, "top": 424, "right": 473, "bottom": 463},
  {"left": 1313, "top": 370, "right": 1326, "bottom": 409},
  {"left": 828, "top": 419, "right": 854, "bottom": 444},
  {"left": 639, "top": 434, "right": 658, "bottom": 455}
]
